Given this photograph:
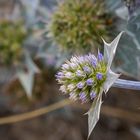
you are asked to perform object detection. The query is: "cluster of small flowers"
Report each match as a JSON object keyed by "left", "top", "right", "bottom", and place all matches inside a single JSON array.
[
  {"left": 48, "top": 0, "right": 110, "bottom": 51},
  {"left": 56, "top": 52, "right": 107, "bottom": 103}
]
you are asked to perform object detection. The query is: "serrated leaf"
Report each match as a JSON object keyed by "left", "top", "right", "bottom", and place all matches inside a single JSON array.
[
  {"left": 87, "top": 91, "right": 103, "bottom": 139},
  {"left": 103, "top": 32, "right": 124, "bottom": 69},
  {"left": 102, "top": 32, "right": 122, "bottom": 92}
]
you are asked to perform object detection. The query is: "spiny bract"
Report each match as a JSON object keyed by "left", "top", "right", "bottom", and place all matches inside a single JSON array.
[
  {"left": 56, "top": 52, "right": 107, "bottom": 103},
  {"left": 48, "top": 0, "right": 111, "bottom": 51}
]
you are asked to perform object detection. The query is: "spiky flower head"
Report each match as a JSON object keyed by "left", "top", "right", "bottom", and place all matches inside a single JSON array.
[
  {"left": 56, "top": 52, "right": 107, "bottom": 103},
  {"left": 56, "top": 32, "right": 123, "bottom": 138},
  {"left": 0, "top": 20, "right": 27, "bottom": 65},
  {"left": 47, "top": 0, "right": 111, "bottom": 51}
]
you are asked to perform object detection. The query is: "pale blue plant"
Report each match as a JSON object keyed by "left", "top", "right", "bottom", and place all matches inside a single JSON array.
[
  {"left": 56, "top": 32, "right": 123, "bottom": 138},
  {"left": 56, "top": 31, "right": 140, "bottom": 138}
]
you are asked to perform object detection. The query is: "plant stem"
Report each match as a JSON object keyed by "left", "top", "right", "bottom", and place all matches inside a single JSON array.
[{"left": 113, "top": 78, "right": 140, "bottom": 90}]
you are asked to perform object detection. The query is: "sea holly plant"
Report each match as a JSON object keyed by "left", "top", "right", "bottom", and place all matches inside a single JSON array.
[
  {"left": 56, "top": 32, "right": 123, "bottom": 138},
  {"left": 0, "top": 20, "right": 27, "bottom": 65}
]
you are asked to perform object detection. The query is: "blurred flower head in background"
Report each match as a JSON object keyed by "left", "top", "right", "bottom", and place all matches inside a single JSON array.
[
  {"left": 0, "top": 20, "right": 27, "bottom": 65},
  {"left": 46, "top": 0, "right": 112, "bottom": 52}
]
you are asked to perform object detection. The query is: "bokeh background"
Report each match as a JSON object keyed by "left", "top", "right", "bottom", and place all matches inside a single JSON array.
[{"left": 0, "top": 0, "right": 140, "bottom": 140}]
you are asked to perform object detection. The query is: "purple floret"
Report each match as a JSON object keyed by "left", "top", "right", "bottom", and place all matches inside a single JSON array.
[
  {"left": 62, "top": 64, "right": 69, "bottom": 69},
  {"left": 77, "top": 82, "right": 84, "bottom": 89},
  {"left": 90, "top": 91, "right": 96, "bottom": 99},
  {"left": 56, "top": 72, "right": 64, "bottom": 79},
  {"left": 76, "top": 70, "right": 84, "bottom": 77},
  {"left": 79, "top": 92, "right": 87, "bottom": 102},
  {"left": 97, "top": 52, "right": 103, "bottom": 62},
  {"left": 91, "top": 60, "right": 97, "bottom": 67},
  {"left": 83, "top": 66, "right": 91, "bottom": 73},
  {"left": 86, "top": 78, "right": 93, "bottom": 86},
  {"left": 96, "top": 72, "right": 103, "bottom": 80}
]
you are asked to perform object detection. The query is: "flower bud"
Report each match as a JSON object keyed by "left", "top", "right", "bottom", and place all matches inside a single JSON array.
[
  {"left": 56, "top": 53, "right": 107, "bottom": 103},
  {"left": 47, "top": 0, "right": 111, "bottom": 52}
]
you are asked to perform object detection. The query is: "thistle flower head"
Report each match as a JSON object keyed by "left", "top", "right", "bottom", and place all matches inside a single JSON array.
[
  {"left": 47, "top": 0, "right": 111, "bottom": 51},
  {"left": 0, "top": 20, "right": 27, "bottom": 65},
  {"left": 56, "top": 32, "right": 123, "bottom": 139},
  {"left": 56, "top": 53, "right": 107, "bottom": 103}
]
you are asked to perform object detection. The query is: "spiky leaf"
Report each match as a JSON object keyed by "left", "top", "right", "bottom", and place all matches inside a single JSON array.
[
  {"left": 87, "top": 91, "right": 103, "bottom": 138},
  {"left": 17, "top": 70, "right": 34, "bottom": 98}
]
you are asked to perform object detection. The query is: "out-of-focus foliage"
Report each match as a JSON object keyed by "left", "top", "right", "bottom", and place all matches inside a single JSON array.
[
  {"left": 105, "top": 0, "right": 140, "bottom": 79},
  {"left": 0, "top": 0, "right": 41, "bottom": 97},
  {"left": 20, "top": 0, "right": 39, "bottom": 26},
  {"left": 0, "top": 20, "right": 27, "bottom": 65},
  {"left": 17, "top": 52, "right": 40, "bottom": 98},
  {"left": 124, "top": 0, "right": 140, "bottom": 14},
  {"left": 116, "top": 12, "right": 140, "bottom": 78}
]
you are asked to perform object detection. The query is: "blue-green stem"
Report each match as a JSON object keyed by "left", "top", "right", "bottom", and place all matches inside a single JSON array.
[{"left": 113, "top": 79, "right": 140, "bottom": 90}]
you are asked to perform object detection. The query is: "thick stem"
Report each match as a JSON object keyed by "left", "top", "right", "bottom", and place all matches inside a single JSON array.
[{"left": 113, "top": 79, "right": 140, "bottom": 90}]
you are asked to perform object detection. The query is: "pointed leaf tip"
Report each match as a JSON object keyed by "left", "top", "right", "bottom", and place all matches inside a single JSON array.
[
  {"left": 103, "top": 32, "right": 124, "bottom": 69},
  {"left": 87, "top": 92, "right": 103, "bottom": 139},
  {"left": 17, "top": 71, "right": 34, "bottom": 98}
]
